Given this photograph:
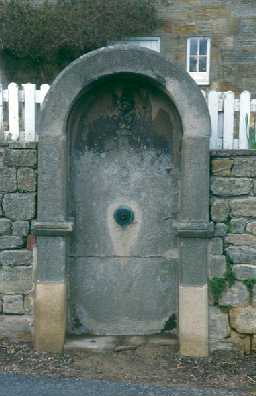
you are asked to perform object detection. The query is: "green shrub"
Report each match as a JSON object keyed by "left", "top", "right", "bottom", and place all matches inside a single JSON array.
[{"left": 0, "top": 0, "right": 158, "bottom": 82}]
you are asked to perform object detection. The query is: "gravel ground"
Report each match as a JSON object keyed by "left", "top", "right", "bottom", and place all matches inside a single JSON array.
[{"left": 0, "top": 340, "right": 255, "bottom": 392}]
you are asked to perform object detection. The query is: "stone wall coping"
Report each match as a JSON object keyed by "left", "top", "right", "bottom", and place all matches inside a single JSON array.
[{"left": 211, "top": 150, "right": 256, "bottom": 157}]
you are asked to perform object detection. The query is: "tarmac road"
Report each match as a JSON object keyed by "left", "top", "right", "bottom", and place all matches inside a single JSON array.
[{"left": 0, "top": 374, "right": 253, "bottom": 396}]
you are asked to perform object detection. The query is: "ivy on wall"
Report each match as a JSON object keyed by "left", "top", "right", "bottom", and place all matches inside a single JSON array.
[{"left": 0, "top": 0, "right": 158, "bottom": 83}]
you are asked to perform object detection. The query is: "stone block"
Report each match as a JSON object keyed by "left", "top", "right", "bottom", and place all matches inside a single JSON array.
[
  {"left": 3, "top": 294, "right": 24, "bottom": 314},
  {"left": 209, "top": 306, "right": 230, "bottom": 340},
  {"left": 3, "top": 193, "right": 35, "bottom": 220},
  {"left": 17, "top": 168, "right": 36, "bottom": 192},
  {"left": 230, "top": 198, "right": 256, "bottom": 218},
  {"left": 252, "top": 286, "right": 256, "bottom": 305},
  {"left": 0, "top": 266, "right": 33, "bottom": 293},
  {"left": 4, "top": 149, "right": 37, "bottom": 168},
  {"left": 232, "top": 157, "right": 256, "bottom": 177},
  {"left": 211, "top": 159, "right": 233, "bottom": 176},
  {"left": 12, "top": 221, "right": 30, "bottom": 237},
  {"left": 225, "top": 233, "right": 256, "bottom": 247},
  {"left": 209, "top": 237, "right": 223, "bottom": 255},
  {"left": 209, "top": 255, "right": 226, "bottom": 278},
  {"left": 230, "top": 330, "right": 251, "bottom": 354},
  {"left": 233, "top": 264, "right": 256, "bottom": 280},
  {"left": 0, "top": 218, "right": 11, "bottom": 235},
  {"left": 219, "top": 281, "right": 249, "bottom": 306},
  {"left": 24, "top": 294, "right": 33, "bottom": 314},
  {"left": 230, "top": 218, "right": 247, "bottom": 234},
  {"left": 0, "top": 315, "right": 32, "bottom": 342},
  {"left": 0, "top": 236, "right": 23, "bottom": 250},
  {"left": 226, "top": 246, "right": 256, "bottom": 264},
  {"left": 211, "top": 199, "right": 230, "bottom": 222},
  {"left": 230, "top": 306, "right": 256, "bottom": 334},
  {"left": 214, "top": 223, "right": 228, "bottom": 237},
  {"left": 211, "top": 177, "right": 251, "bottom": 196},
  {"left": 0, "top": 250, "right": 33, "bottom": 267},
  {"left": 246, "top": 221, "right": 256, "bottom": 235},
  {"left": 0, "top": 168, "right": 16, "bottom": 192}
]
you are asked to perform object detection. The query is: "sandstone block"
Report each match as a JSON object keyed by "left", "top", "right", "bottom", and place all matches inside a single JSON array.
[
  {"left": 0, "top": 218, "right": 11, "bottom": 236},
  {"left": 0, "top": 315, "right": 32, "bottom": 342},
  {"left": 230, "top": 198, "right": 256, "bottom": 218},
  {"left": 211, "top": 199, "right": 230, "bottom": 222},
  {"left": 230, "top": 218, "right": 247, "bottom": 234},
  {"left": 225, "top": 233, "right": 256, "bottom": 247},
  {"left": 0, "top": 168, "right": 16, "bottom": 192},
  {"left": 211, "top": 177, "right": 251, "bottom": 196},
  {"left": 209, "top": 306, "right": 230, "bottom": 340},
  {"left": 3, "top": 193, "right": 35, "bottom": 220},
  {"left": 209, "top": 238, "right": 223, "bottom": 255},
  {"left": 246, "top": 221, "right": 256, "bottom": 235},
  {"left": 0, "top": 236, "right": 23, "bottom": 250},
  {"left": 209, "top": 255, "right": 226, "bottom": 278},
  {"left": 24, "top": 294, "right": 33, "bottom": 314},
  {"left": 233, "top": 264, "right": 256, "bottom": 280},
  {"left": 0, "top": 250, "right": 33, "bottom": 267},
  {"left": 12, "top": 221, "right": 30, "bottom": 237},
  {"left": 230, "top": 306, "right": 256, "bottom": 334},
  {"left": 214, "top": 223, "right": 228, "bottom": 237},
  {"left": 219, "top": 281, "right": 249, "bottom": 306},
  {"left": 230, "top": 330, "right": 251, "bottom": 354},
  {"left": 226, "top": 246, "right": 256, "bottom": 264},
  {"left": 211, "top": 159, "right": 233, "bottom": 176},
  {"left": 3, "top": 294, "right": 24, "bottom": 314},
  {"left": 4, "top": 149, "right": 37, "bottom": 168},
  {"left": 232, "top": 157, "right": 256, "bottom": 177},
  {"left": 17, "top": 168, "right": 36, "bottom": 192},
  {"left": 0, "top": 266, "right": 33, "bottom": 293}
]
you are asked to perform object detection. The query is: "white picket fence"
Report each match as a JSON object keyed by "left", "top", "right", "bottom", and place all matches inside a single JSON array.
[{"left": 0, "top": 83, "right": 255, "bottom": 149}]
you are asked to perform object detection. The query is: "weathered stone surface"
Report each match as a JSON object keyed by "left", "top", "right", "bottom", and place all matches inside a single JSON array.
[
  {"left": 211, "top": 159, "right": 233, "bottom": 177},
  {"left": 209, "top": 237, "right": 223, "bottom": 255},
  {"left": 0, "top": 315, "right": 32, "bottom": 341},
  {"left": 0, "top": 266, "right": 33, "bottom": 293},
  {"left": 0, "top": 236, "right": 23, "bottom": 250},
  {"left": 219, "top": 281, "right": 249, "bottom": 306},
  {"left": 225, "top": 233, "right": 256, "bottom": 247},
  {"left": 230, "top": 306, "right": 256, "bottom": 334},
  {"left": 0, "top": 218, "right": 11, "bottom": 235},
  {"left": 3, "top": 294, "right": 24, "bottom": 314},
  {"left": 214, "top": 223, "right": 228, "bottom": 237},
  {"left": 0, "top": 249, "right": 32, "bottom": 267},
  {"left": 4, "top": 149, "right": 37, "bottom": 168},
  {"left": 211, "top": 199, "right": 230, "bottom": 222},
  {"left": 24, "top": 294, "right": 33, "bottom": 314},
  {"left": 12, "top": 221, "right": 30, "bottom": 237},
  {"left": 230, "top": 198, "right": 256, "bottom": 217},
  {"left": 230, "top": 218, "right": 247, "bottom": 234},
  {"left": 233, "top": 264, "right": 256, "bottom": 280},
  {"left": 209, "top": 306, "right": 230, "bottom": 340},
  {"left": 246, "top": 221, "right": 256, "bottom": 235},
  {"left": 0, "top": 168, "right": 16, "bottom": 192},
  {"left": 226, "top": 246, "right": 256, "bottom": 264},
  {"left": 230, "top": 330, "right": 251, "bottom": 354},
  {"left": 3, "top": 193, "right": 35, "bottom": 220},
  {"left": 17, "top": 168, "right": 36, "bottom": 192},
  {"left": 211, "top": 177, "right": 251, "bottom": 196},
  {"left": 232, "top": 158, "right": 256, "bottom": 177},
  {"left": 209, "top": 255, "right": 226, "bottom": 278},
  {"left": 209, "top": 339, "right": 235, "bottom": 352},
  {"left": 252, "top": 286, "right": 256, "bottom": 305}
]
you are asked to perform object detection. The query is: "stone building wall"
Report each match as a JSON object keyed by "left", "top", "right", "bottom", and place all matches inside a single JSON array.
[
  {"left": 0, "top": 142, "right": 36, "bottom": 342},
  {"left": 155, "top": 0, "right": 256, "bottom": 93},
  {"left": 1, "top": 141, "right": 256, "bottom": 353},
  {"left": 210, "top": 151, "right": 256, "bottom": 353}
]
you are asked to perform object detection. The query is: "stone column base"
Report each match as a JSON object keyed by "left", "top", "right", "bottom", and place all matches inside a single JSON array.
[
  {"left": 179, "top": 284, "right": 208, "bottom": 357},
  {"left": 34, "top": 282, "right": 66, "bottom": 352}
]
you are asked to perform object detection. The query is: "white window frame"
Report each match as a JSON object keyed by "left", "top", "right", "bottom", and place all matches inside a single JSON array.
[
  {"left": 187, "top": 37, "right": 211, "bottom": 85},
  {"left": 111, "top": 37, "right": 161, "bottom": 53}
]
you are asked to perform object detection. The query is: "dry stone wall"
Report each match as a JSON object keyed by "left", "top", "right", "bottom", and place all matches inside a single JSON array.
[
  {"left": 0, "top": 142, "right": 36, "bottom": 342},
  {"left": 210, "top": 151, "right": 256, "bottom": 353}
]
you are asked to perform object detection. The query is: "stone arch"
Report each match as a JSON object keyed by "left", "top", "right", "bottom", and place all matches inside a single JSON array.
[{"left": 33, "top": 45, "right": 212, "bottom": 356}]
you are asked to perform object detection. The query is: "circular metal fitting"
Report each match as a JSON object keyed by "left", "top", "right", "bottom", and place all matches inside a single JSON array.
[{"left": 113, "top": 206, "right": 135, "bottom": 228}]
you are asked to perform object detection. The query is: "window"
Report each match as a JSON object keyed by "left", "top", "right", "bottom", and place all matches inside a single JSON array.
[
  {"left": 187, "top": 37, "right": 211, "bottom": 85},
  {"left": 111, "top": 37, "right": 160, "bottom": 53}
]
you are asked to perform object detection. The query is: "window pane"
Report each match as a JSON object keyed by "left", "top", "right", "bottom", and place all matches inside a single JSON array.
[
  {"left": 199, "top": 39, "right": 208, "bottom": 55},
  {"left": 199, "top": 56, "right": 207, "bottom": 72},
  {"left": 189, "top": 39, "right": 198, "bottom": 55},
  {"left": 189, "top": 56, "right": 197, "bottom": 72}
]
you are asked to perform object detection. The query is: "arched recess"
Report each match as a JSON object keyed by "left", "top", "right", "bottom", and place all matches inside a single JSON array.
[{"left": 32, "top": 45, "right": 212, "bottom": 356}]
